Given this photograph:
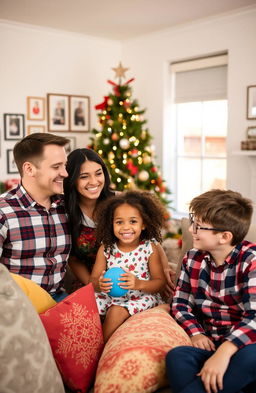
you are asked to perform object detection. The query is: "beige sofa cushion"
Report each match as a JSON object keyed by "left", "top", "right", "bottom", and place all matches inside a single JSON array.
[
  {"left": 94, "top": 306, "right": 191, "bottom": 393},
  {"left": 0, "top": 264, "right": 65, "bottom": 393}
]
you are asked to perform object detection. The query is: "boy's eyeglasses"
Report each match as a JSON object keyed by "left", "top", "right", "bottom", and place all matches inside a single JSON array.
[{"left": 189, "top": 213, "right": 227, "bottom": 234}]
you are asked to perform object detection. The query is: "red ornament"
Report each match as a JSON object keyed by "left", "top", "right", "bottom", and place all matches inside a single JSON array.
[
  {"left": 130, "top": 149, "right": 138, "bottom": 157},
  {"left": 107, "top": 80, "right": 118, "bottom": 87},
  {"left": 124, "top": 78, "right": 135, "bottom": 85},
  {"left": 95, "top": 96, "right": 109, "bottom": 110},
  {"left": 151, "top": 166, "right": 157, "bottom": 173},
  {"left": 113, "top": 86, "right": 120, "bottom": 96},
  {"left": 126, "top": 160, "right": 138, "bottom": 176},
  {"left": 111, "top": 133, "right": 119, "bottom": 141},
  {"left": 106, "top": 80, "right": 121, "bottom": 96}
]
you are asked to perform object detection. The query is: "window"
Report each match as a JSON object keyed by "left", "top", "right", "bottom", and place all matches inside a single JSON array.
[{"left": 167, "top": 54, "right": 228, "bottom": 215}]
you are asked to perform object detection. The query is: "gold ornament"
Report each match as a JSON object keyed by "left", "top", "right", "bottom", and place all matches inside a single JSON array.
[
  {"left": 141, "top": 130, "right": 147, "bottom": 139},
  {"left": 138, "top": 170, "right": 149, "bottom": 182},
  {"left": 143, "top": 155, "right": 151, "bottom": 164},
  {"left": 108, "top": 151, "right": 115, "bottom": 160}
]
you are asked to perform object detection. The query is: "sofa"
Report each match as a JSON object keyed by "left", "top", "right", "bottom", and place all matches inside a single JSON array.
[{"left": 1, "top": 218, "right": 255, "bottom": 393}]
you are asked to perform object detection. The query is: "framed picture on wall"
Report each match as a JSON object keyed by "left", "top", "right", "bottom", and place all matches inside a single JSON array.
[
  {"left": 27, "top": 125, "right": 46, "bottom": 135},
  {"left": 70, "top": 95, "right": 90, "bottom": 132},
  {"left": 47, "top": 93, "right": 69, "bottom": 132},
  {"left": 247, "top": 126, "right": 256, "bottom": 139},
  {"left": 65, "top": 136, "right": 76, "bottom": 155},
  {"left": 4, "top": 114, "right": 25, "bottom": 140},
  {"left": 27, "top": 97, "right": 45, "bottom": 120},
  {"left": 247, "top": 85, "right": 256, "bottom": 120},
  {"left": 6, "top": 149, "right": 19, "bottom": 174}
]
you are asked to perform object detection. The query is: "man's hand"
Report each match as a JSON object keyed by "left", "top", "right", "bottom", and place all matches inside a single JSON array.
[{"left": 191, "top": 334, "right": 216, "bottom": 351}]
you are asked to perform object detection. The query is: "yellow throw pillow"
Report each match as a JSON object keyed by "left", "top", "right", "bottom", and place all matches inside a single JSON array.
[
  {"left": 94, "top": 305, "right": 191, "bottom": 393},
  {"left": 11, "top": 273, "right": 56, "bottom": 313}
]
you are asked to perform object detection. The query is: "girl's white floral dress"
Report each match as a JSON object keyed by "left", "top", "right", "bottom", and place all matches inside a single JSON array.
[{"left": 95, "top": 240, "right": 164, "bottom": 315}]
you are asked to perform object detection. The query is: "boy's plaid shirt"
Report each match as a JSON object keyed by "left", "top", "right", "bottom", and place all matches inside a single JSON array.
[
  {"left": 0, "top": 184, "right": 71, "bottom": 294},
  {"left": 171, "top": 241, "right": 256, "bottom": 348}
]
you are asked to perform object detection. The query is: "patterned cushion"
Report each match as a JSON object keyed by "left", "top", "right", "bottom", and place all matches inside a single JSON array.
[
  {"left": 0, "top": 264, "right": 65, "bottom": 393},
  {"left": 11, "top": 273, "right": 56, "bottom": 313},
  {"left": 40, "top": 284, "right": 104, "bottom": 393},
  {"left": 94, "top": 305, "right": 191, "bottom": 393}
]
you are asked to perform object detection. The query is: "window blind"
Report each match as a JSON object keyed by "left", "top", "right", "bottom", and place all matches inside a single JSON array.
[{"left": 171, "top": 54, "right": 228, "bottom": 103}]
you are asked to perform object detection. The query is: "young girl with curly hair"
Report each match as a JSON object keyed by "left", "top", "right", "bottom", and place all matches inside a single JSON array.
[{"left": 90, "top": 190, "right": 167, "bottom": 342}]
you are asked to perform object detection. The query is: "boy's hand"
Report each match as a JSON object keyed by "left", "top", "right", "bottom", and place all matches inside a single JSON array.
[
  {"left": 191, "top": 334, "right": 216, "bottom": 351},
  {"left": 99, "top": 270, "right": 112, "bottom": 293},
  {"left": 197, "top": 351, "right": 230, "bottom": 393}
]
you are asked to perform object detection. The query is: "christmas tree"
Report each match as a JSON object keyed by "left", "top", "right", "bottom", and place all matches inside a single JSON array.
[{"left": 90, "top": 62, "right": 170, "bottom": 206}]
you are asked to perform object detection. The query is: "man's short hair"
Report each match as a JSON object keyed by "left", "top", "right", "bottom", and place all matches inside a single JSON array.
[
  {"left": 13, "top": 133, "right": 69, "bottom": 175},
  {"left": 189, "top": 189, "right": 253, "bottom": 245}
]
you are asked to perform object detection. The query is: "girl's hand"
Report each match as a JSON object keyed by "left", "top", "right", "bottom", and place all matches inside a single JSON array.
[
  {"left": 99, "top": 270, "right": 112, "bottom": 293},
  {"left": 191, "top": 334, "right": 216, "bottom": 351},
  {"left": 118, "top": 270, "right": 139, "bottom": 290}
]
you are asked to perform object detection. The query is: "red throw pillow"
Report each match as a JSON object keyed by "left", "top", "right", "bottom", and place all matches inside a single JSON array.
[{"left": 40, "top": 283, "right": 104, "bottom": 393}]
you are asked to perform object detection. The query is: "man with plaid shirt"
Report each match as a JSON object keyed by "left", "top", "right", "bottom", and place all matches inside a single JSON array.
[
  {"left": 0, "top": 133, "right": 72, "bottom": 301},
  {"left": 166, "top": 190, "right": 256, "bottom": 393}
]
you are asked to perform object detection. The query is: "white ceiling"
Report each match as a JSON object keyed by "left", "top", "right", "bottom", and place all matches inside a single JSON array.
[{"left": 1, "top": 0, "right": 256, "bottom": 40}]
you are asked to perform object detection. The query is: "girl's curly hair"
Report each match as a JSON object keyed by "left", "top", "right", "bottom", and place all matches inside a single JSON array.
[{"left": 95, "top": 190, "right": 167, "bottom": 252}]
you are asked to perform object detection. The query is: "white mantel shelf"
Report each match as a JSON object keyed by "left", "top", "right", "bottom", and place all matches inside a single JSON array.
[{"left": 232, "top": 150, "right": 256, "bottom": 156}]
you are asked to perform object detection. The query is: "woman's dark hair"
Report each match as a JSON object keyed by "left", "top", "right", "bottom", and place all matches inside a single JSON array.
[
  {"left": 64, "top": 148, "right": 114, "bottom": 259},
  {"left": 95, "top": 190, "right": 167, "bottom": 253}
]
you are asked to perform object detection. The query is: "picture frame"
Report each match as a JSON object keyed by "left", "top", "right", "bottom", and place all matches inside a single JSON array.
[
  {"left": 27, "top": 125, "right": 46, "bottom": 135},
  {"left": 65, "top": 136, "right": 77, "bottom": 155},
  {"left": 247, "top": 126, "right": 256, "bottom": 139},
  {"left": 47, "top": 93, "right": 69, "bottom": 132},
  {"left": 247, "top": 85, "right": 256, "bottom": 120},
  {"left": 4, "top": 113, "right": 25, "bottom": 140},
  {"left": 27, "top": 96, "right": 45, "bottom": 120},
  {"left": 6, "top": 149, "right": 19, "bottom": 174},
  {"left": 70, "top": 95, "right": 90, "bottom": 132}
]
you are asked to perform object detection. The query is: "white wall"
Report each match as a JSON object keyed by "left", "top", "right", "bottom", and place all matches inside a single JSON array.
[
  {"left": 0, "top": 21, "right": 121, "bottom": 179},
  {"left": 122, "top": 6, "right": 256, "bottom": 219},
  {"left": 1, "top": 9, "right": 256, "bottom": 221}
]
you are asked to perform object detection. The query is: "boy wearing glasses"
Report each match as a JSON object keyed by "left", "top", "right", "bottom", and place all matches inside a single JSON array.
[{"left": 166, "top": 189, "right": 256, "bottom": 393}]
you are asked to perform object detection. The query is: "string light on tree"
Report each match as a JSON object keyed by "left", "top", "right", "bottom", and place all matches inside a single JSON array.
[{"left": 89, "top": 62, "right": 171, "bottom": 206}]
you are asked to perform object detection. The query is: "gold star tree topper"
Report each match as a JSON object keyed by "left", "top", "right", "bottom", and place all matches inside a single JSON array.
[{"left": 112, "top": 62, "right": 129, "bottom": 81}]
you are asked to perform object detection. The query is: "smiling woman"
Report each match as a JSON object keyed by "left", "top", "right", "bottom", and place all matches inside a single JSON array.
[{"left": 63, "top": 148, "right": 115, "bottom": 291}]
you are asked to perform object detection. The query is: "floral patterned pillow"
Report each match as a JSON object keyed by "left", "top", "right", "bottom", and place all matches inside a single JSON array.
[
  {"left": 40, "top": 284, "right": 104, "bottom": 393},
  {"left": 94, "top": 306, "right": 191, "bottom": 393}
]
